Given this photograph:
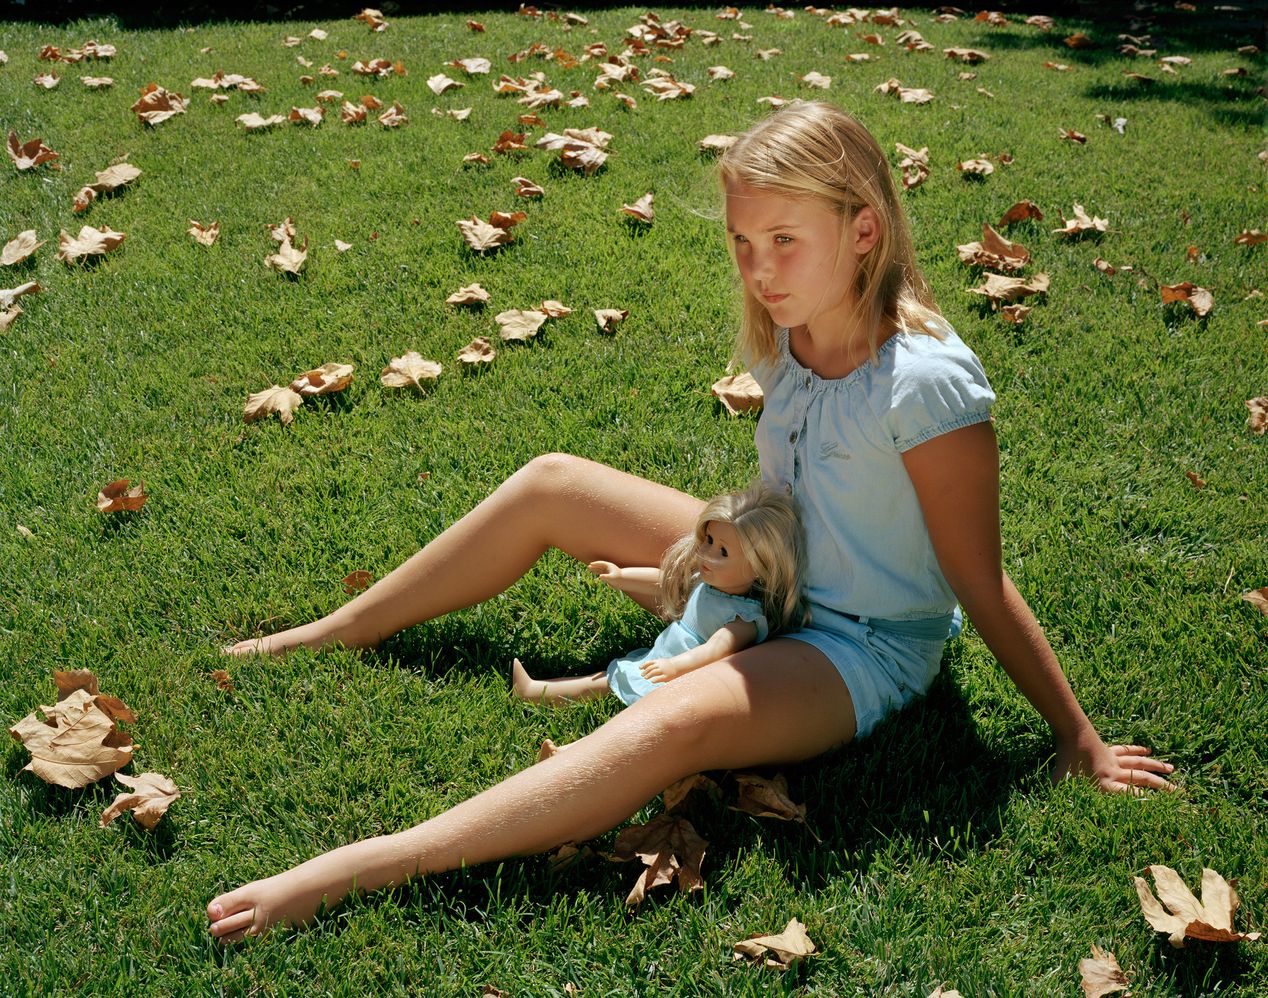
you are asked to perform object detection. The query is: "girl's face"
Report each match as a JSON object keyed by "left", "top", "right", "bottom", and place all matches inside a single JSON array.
[
  {"left": 696, "top": 520, "right": 758, "bottom": 595},
  {"left": 725, "top": 181, "right": 877, "bottom": 344}
]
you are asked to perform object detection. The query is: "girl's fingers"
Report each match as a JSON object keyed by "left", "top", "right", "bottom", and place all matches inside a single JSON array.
[{"left": 209, "top": 907, "right": 257, "bottom": 940}]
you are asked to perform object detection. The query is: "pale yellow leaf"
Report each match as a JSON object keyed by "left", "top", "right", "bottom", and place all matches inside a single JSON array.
[
  {"left": 100, "top": 772, "right": 180, "bottom": 829},
  {"left": 244, "top": 385, "right": 303, "bottom": 424},
  {"left": 381, "top": 351, "right": 442, "bottom": 388},
  {"left": 2, "top": 230, "right": 45, "bottom": 266},
  {"left": 495, "top": 309, "right": 548, "bottom": 341}
]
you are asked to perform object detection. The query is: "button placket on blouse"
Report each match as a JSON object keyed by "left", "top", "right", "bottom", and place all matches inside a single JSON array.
[{"left": 787, "top": 371, "right": 813, "bottom": 494}]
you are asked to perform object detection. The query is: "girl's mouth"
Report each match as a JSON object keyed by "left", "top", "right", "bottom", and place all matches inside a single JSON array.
[{"left": 762, "top": 293, "right": 788, "bottom": 304}]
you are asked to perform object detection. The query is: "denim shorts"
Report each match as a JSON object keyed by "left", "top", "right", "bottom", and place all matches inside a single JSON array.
[{"left": 784, "top": 606, "right": 957, "bottom": 738}]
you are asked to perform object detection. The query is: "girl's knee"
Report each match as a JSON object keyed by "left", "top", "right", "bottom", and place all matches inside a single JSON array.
[{"left": 512, "top": 453, "right": 586, "bottom": 500}]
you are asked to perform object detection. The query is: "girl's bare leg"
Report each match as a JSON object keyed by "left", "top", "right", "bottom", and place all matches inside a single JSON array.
[
  {"left": 207, "top": 638, "right": 856, "bottom": 941},
  {"left": 226, "top": 455, "right": 702, "bottom": 656},
  {"left": 511, "top": 658, "right": 610, "bottom": 704}
]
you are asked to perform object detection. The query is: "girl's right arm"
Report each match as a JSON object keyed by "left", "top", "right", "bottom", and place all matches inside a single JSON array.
[{"left": 588, "top": 561, "right": 662, "bottom": 600}]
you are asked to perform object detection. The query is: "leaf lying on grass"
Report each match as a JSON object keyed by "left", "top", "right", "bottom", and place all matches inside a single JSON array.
[
  {"left": 457, "top": 337, "right": 496, "bottom": 366},
  {"left": 0, "top": 280, "right": 41, "bottom": 308},
  {"left": 73, "top": 162, "right": 142, "bottom": 212},
  {"left": 999, "top": 200, "right": 1043, "bottom": 226},
  {"left": 968, "top": 272, "right": 1050, "bottom": 305},
  {"left": 100, "top": 772, "right": 180, "bottom": 829},
  {"left": 7, "top": 131, "right": 60, "bottom": 170},
  {"left": 712, "top": 371, "right": 763, "bottom": 415},
  {"left": 1159, "top": 281, "right": 1213, "bottom": 317},
  {"left": 1053, "top": 204, "right": 1108, "bottom": 237},
  {"left": 621, "top": 193, "right": 654, "bottom": 224},
  {"left": 131, "top": 83, "right": 188, "bottom": 124},
  {"left": 1134, "top": 865, "right": 1262, "bottom": 948},
  {"left": 187, "top": 220, "right": 220, "bottom": 246},
  {"left": 447, "top": 282, "right": 490, "bottom": 305},
  {"left": 612, "top": 812, "right": 707, "bottom": 906},
  {"left": 2, "top": 231, "right": 45, "bottom": 265},
  {"left": 458, "top": 212, "right": 524, "bottom": 252},
  {"left": 381, "top": 352, "right": 442, "bottom": 388},
  {"left": 594, "top": 308, "right": 628, "bottom": 333},
  {"left": 342, "top": 570, "right": 373, "bottom": 593},
  {"left": 244, "top": 385, "right": 303, "bottom": 424},
  {"left": 8, "top": 671, "right": 135, "bottom": 788},
  {"left": 730, "top": 772, "right": 821, "bottom": 841},
  {"left": 58, "top": 225, "right": 126, "bottom": 263},
  {"left": 957, "top": 224, "right": 1029, "bottom": 270},
  {"left": 733, "top": 918, "right": 817, "bottom": 970},
  {"left": 238, "top": 112, "right": 287, "bottom": 131},
  {"left": 1241, "top": 588, "right": 1268, "bottom": 615},
  {"left": 496, "top": 309, "right": 548, "bottom": 341},
  {"left": 1078, "top": 945, "right": 1129, "bottom": 997},
  {"left": 289, "top": 363, "right": 354, "bottom": 395},
  {"left": 265, "top": 235, "right": 308, "bottom": 274},
  {"left": 1246, "top": 397, "right": 1268, "bottom": 434},
  {"left": 97, "top": 479, "right": 147, "bottom": 513}
]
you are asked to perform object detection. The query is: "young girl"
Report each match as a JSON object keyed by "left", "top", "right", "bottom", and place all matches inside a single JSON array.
[
  {"left": 209, "top": 101, "right": 1174, "bottom": 942},
  {"left": 512, "top": 481, "right": 808, "bottom": 707}
]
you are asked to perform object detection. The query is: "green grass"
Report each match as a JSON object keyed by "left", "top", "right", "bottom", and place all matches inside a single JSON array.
[{"left": 1, "top": 5, "right": 1265, "bottom": 995}]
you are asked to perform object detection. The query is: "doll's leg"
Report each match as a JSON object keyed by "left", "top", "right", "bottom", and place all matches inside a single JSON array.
[
  {"left": 207, "top": 638, "right": 855, "bottom": 941},
  {"left": 511, "top": 658, "right": 610, "bottom": 704},
  {"left": 226, "top": 455, "right": 702, "bottom": 656}
]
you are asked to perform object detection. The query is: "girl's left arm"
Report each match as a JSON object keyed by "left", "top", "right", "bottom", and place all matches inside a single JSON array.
[{"left": 902, "top": 422, "right": 1176, "bottom": 794}]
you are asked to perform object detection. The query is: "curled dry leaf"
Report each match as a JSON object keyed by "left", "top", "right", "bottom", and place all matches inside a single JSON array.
[
  {"left": 699, "top": 134, "right": 738, "bottom": 154},
  {"left": 72, "top": 162, "right": 142, "bottom": 213},
  {"left": 34, "top": 72, "right": 61, "bottom": 90},
  {"left": 1234, "top": 230, "right": 1267, "bottom": 246},
  {"left": 381, "top": 351, "right": 442, "bottom": 389},
  {"left": 342, "top": 570, "right": 374, "bottom": 593},
  {"left": 1134, "top": 865, "right": 1262, "bottom": 948},
  {"left": 496, "top": 309, "right": 548, "bottom": 341},
  {"left": 2, "top": 231, "right": 45, "bottom": 266},
  {"left": 613, "top": 813, "right": 708, "bottom": 906},
  {"left": 621, "top": 193, "right": 654, "bottom": 224},
  {"left": 512, "top": 176, "right": 544, "bottom": 198},
  {"left": 1059, "top": 127, "right": 1088, "bottom": 144},
  {"left": 450, "top": 57, "right": 491, "bottom": 75},
  {"left": 594, "top": 308, "right": 628, "bottom": 334},
  {"left": 289, "top": 362, "right": 354, "bottom": 396},
  {"left": 8, "top": 131, "right": 61, "bottom": 171},
  {"left": 1078, "top": 944, "right": 1129, "bottom": 997},
  {"left": 1241, "top": 588, "right": 1268, "bottom": 615},
  {"left": 732, "top": 772, "right": 821, "bottom": 841},
  {"left": 957, "top": 223, "right": 1029, "bottom": 270},
  {"left": 875, "top": 78, "right": 934, "bottom": 103},
  {"left": 100, "top": 772, "right": 180, "bottom": 829},
  {"left": 539, "top": 300, "right": 571, "bottom": 318},
  {"left": 244, "top": 385, "right": 303, "bottom": 425},
  {"left": 131, "top": 83, "right": 189, "bottom": 124},
  {"left": 957, "top": 158, "right": 994, "bottom": 176},
  {"left": 712, "top": 371, "right": 763, "bottom": 415},
  {"left": 334, "top": 239, "right": 352, "bottom": 252},
  {"left": 447, "top": 282, "right": 490, "bottom": 305},
  {"left": 797, "top": 71, "right": 831, "bottom": 89},
  {"left": 663, "top": 772, "right": 721, "bottom": 812},
  {"left": 210, "top": 669, "right": 234, "bottom": 691},
  {"left": 733, "top": 918, "right": 817, "bottom": 970},
  {"left": 458, "top": 336, "right": 496, "bottom": 366},
  {"left": 9, "top": 672, "right": 136, "bottom": 788},
  {"left": 1185, "top": 470, "right": 1206, "bottom": 489},
  {"left": 289, "top": 106, "right": 325, "bottom": 126},
  {"left": 58, "top": 225, "right": 126, "bottom": 263},
  {"left": 945, "top": 47, "right": 989, "bottom": 63},
  {"left": 1001, "top": 304, "right": 1031, "bottom": 324},
  {"left": 188, "top": 220, "right": 220, "bottom": 246},
  {"left": 0, "top": 306, "right": 21, "bottom": 331},
  {"left": 708, "top": 65, "right": 735, "bottom": 80},
  {"left": 1160, "top": 281, "right": 1213, "bottom": 317},
  {"left": 340, "top": 102, "right": 367, "bottom": 124},
  {"left": 458, "top": 216, "right": 517, "bottom": 252},
  {"left": 97, "top": 479, "right": 147, "bottom": 513},
  {"left": 265, "top": 236, "right": 308, "bottom": 275},
  {"left": 0, "top": 281, "right": 41, "bottom": 308},
  {"left": 1247, "top": 396, "right": 1268, "bottom": 434},
  {"left": 83, "top": 76, "right": 114, "bottom": 88},
  {"left": 1053, "top": 204, "right": 1108, "bottom": 237},
  {"left": 316, "top": 89, "right": 343, "bottom": 103},
  {"left": 427, "top": 73, "right": 463, "bottom": 95},
  {"left": 999, "top": 200, "right": 1044, "bottom": 226},
  {"left": 378, "top": 101, "right": 408, "bottom": 126},
  {"left": 968, "top": 272, "right": 1050, "bottom": 305},
  {"left": 238, "top": 112, "right": 287, "bottom": 130}
]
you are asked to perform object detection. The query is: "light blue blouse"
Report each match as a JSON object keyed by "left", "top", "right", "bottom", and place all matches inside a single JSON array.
[{"left": 751, "top": 325, "right": 995, "bottom": 622}]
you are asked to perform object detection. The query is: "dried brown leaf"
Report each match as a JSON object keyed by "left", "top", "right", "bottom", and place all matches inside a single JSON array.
[
  {"left": 100, "top": 772, "right": 180, "bottom": 829},
  {"left": 711, "top": 371, "right": 764, "bottom": 415},
  {"left": 447, "top": 282, "right": 490, "bottom": 305},
  {"left": 289, "top": 362, "right": 354, "bottom": 396},
  {"left": 957, "top": 158, "right": 994, "bottom": 175},
  {"left": 244, "top": 385, "right": 303, "bottom": 424},
  {"left": 381, "top": 351, "right": 442, "bottom": 388},
  {"left": 733, "top": 918, "right": 817, "bottom": 970},
  {"left": 130, "top": 83, "right": 189, "bottom": 124},
  {"left": 457, "top": 336, "right": 497, "bottom": 366},
  {"left": 188, "top": 220, "right": 220, "bottom": 246},
  {"left": 613, "top": 813, "right": 708, "bottom": 906},
  {"left": 1242, "top": 588, "right": 1268, "bottom": 614},
  {"left": 999, "top": 200, "right": 1043, "bottom": 226},
  {"left": 663, "top": 773, "right": 720, "bottom": 812},
  {"left": 1134, "top": 865, "right": 1262, "bottom": 948},
  {"left": 57, "top": 225, "right": 126, "bottom": 263},
  {"left": 1159, "top": 281, "right": 1213, "bottom": 317},
  {"left": 593, "top": 308, "right": 628, "bottom": 333},
  {"left": 1053, "top": 204, "right": 1108, "bottom": 237},
  {"left": 8, "top": 686, "right": 134, "bottom": 788},
  {"left": 1078, "top": 944, "right": 1129, "bottom": 997},
  {"left": 7, "top": 131, "right": 60, "bottom": 171},
  {"left": 539, "top": 300, "right": 571, "bottom": 318},
  {"left": 621, "top": 192, "right": 654, "bottom": 224},
  {"left": 237, "top": 112, "right": 287, "bottom": 130},
  {"left": 1247, "top": 396, "right": 1268, "bottom": 434},
  {"left": 342, "top": 570, "right": 374, "bottom": 593},
  {"left": 265, "top": 235, "right": 308, "bottom": 275},
  {"left": 0, "top": 280, "right": 41, "bottom": 308},
  {"left": 1, "top": 230, "right": 45, "bottom": 266},
  {"left": 72, "top": 162, "right": 142, "bottom": 212},
  {"left": 957, "top": 223, "right": 1030, "bottom": 270},
  {"left": 496, "top": 309, "right": 548, "bottom": 341},
  {"left": 458, "top": 216, "right": 515, "bottom": 252},
  {"left": 968, "top": 272, "right": 1050, "bottom": 304},
  {"left": 97, "top": 479, "right": 147, "bottom": 513},
  {"left": 210, "top": 669, "right": 234, "bottom": 691}
]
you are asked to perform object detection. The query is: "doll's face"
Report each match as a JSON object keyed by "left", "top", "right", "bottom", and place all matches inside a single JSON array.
[{"left": 696, "top": 521, "right": 758, "bottom": 596}]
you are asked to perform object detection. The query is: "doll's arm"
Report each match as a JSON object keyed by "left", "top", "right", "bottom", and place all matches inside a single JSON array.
[
  {"left": 640, "top": 617, "right": 759, "bottom": 684},
  {"left": 587, "top": 561, "right": 662, "bottom": 600}
]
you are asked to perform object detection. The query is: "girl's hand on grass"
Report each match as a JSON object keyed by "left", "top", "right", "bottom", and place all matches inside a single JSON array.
[{"left": 1053, "top": 732, "right": 1177, "bottom": 795}]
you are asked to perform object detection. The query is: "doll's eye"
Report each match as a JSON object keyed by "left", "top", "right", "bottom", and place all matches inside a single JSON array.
[{"left": 718, "top": 546, "right": 728, "bottom": 558}]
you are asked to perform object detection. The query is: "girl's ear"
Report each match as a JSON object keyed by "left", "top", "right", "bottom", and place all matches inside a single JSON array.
[{"left": 850, "top": 206, "right": 883, "bottom": 255}]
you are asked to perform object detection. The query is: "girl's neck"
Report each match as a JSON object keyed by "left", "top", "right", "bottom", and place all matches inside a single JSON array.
[{"left": 788, "top": 321, "right": 895, "bottom": 380}]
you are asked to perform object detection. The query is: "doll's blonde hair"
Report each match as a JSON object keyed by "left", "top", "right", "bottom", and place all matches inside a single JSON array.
[
  {"left": 719, "top": 100, "right": 947, "bottom": 366},
  {"left": 659, "top": 481, "right": 808, "bottom": 634}
]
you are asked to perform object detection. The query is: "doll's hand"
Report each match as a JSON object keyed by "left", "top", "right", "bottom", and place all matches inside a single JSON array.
[
  {"left": 1052, "top": 731, "right": 1177, "bottom": 795},
  {"left": 640, "top": 659, "right": 682, "bottom": 684},
  {"left": 587, "top": 561, "right": 620, "bottom": 585}
]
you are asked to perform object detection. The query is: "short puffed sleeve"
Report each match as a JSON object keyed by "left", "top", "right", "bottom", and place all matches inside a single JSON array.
[
  {"left": 868, "top": 330, "right": 995, "bottom": 452},
  {"left": 692, "top": 585, "right": 770, "bottom": 644}
]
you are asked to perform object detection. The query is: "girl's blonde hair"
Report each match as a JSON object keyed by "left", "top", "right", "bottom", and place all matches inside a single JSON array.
[
  {"left": 719, "top": 100, "right": 947, "bottom": 366},
  {"left": 659, "top": 481, "right": 808, "bottom": 634}
]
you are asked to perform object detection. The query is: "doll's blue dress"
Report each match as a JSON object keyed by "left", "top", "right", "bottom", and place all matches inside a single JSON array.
[{"left": 606, "top": 582, "right": 770, "bottom": 706}]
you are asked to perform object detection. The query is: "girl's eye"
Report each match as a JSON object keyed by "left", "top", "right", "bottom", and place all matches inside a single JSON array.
[
  {"left": 732, "top": 234, "right": 748, "bottom": 245},
  {"left": 775, "top": 235, "right": 793, "bottom": 245}
]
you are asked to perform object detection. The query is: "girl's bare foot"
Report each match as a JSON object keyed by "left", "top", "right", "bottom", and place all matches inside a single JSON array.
[
  {"left": 223, "top": 621, "right": 342, "bottom": 658},
  {"left": 206, "top": 868, "right": 334, "bottom": 943}
]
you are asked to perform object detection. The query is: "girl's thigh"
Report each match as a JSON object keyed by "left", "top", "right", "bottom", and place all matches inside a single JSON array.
[
  {"left": 522, "top": 454, "right": 704, "bottom": 569},
  {"left": 634, "top": 637, "right": 858, "bottom": 770}
]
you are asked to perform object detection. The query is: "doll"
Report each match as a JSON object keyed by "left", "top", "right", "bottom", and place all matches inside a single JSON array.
[{"left": 512, "top": 480, "right": 808, "bottom": 706}]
